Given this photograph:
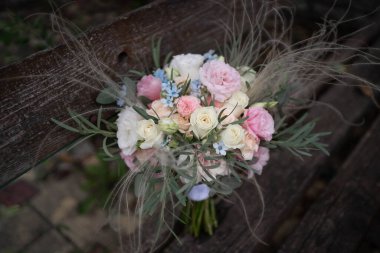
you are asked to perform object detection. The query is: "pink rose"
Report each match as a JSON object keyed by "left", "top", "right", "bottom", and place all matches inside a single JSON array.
[
  {"left": 199, "top": 60, "right": 241, "bottom": 102},
  {"left": 243, "top": 107, "right": 275, "bottom": 141},
  {"left": 248, "top": 147, "right": 270, "bottom": 177},
  {"left": 176, "top": 96, "right": 201, "bottom": 118},
  {"left": 137, "top": 75, "right": 162, "bottom": 101}
]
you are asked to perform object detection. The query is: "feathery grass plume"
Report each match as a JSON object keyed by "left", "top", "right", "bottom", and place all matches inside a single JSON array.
[{"left": 12, "top": 0, "right": 379, "bottom": 252}]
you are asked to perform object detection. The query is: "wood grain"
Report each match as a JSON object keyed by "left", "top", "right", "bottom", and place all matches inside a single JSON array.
[
  {"left": 279, "top": 115, "right": 380, "bottom": 253},
  {"left": 0, "top": 0, "right": 255, "bottom": 186},
  {"left": 164, "top": 85, "right": 376, "bottom": 253}
]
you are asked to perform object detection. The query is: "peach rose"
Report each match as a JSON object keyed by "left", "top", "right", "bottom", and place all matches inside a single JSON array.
[
  {"left": 240, "top": 132, "right": 259, "bottom": 160},
  {"left": 147, "top": 100, "right": 172, "bottom": 118},
  {"left": 171, "top": 113, "right": 190, "bottom": 133}
]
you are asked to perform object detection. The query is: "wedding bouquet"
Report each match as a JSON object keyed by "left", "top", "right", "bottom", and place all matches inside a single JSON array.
[
  {"left": 50, "top": 0, "right": 378, "bottom": 251},
  {"left": 54, "top": 46, "right": 329, "bottom": 238}
]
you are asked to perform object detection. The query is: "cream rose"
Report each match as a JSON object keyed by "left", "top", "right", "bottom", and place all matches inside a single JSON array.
[
  {"left": 220, "top": 124, "right": 245, "bottom": 149},
  {"left": 137, "top": 119, "right": 163, "bottom": 149},
  {"left": 190, "top": 107, "right": 218, "bottom": 139},
  {"left": 170, "top": 53, "right": 204, "bottom": 80},
  {"left": 116, "top": 107, "right": 143, "bottom": 156}
]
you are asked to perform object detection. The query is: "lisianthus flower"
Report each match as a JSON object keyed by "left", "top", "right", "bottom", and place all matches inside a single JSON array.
[
  {"left": 116, "top": 107, "right": 143, "bottom": 156},
  {"left": 137, "top": 75, "right": 162, "bottom": 101},
  {"left": 243, "top": 107, "right": 275, "bottom": 141},
  {"left": 170, "top": 53, "right": 205, "bottom": 80},
  {"left": 248, "top": 147, "right": 270, "bottom": 177},
  {"left": 177, "top": 96, "right": 201, "bottom": 118},
  {"left": 199, "top": 60, "right": 241, "bottom": 102}
]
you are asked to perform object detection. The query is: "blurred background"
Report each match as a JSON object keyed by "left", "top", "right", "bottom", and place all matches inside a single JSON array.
[{"left": 0, "top": 0, "right": 379, "bottom": 253}]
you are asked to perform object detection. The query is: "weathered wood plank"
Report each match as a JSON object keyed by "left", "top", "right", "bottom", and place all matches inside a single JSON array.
[
  {"left": 279, "top": 115, "right": 380, "bottom": 253},
  {"left": 0, "top": 0, "right": 255, "bottom": 186},
  {"left": 164, "top": 85, "right": 377, "bottom": 253}
]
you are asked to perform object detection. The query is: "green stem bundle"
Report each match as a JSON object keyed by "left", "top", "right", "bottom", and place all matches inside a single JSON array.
[{"left": 183, "top": 198, "right": 218, "bottom": 237}]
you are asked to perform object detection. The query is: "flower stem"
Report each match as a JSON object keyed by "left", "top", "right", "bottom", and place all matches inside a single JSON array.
[{"left": 183, "top": 199, "right": 218, "bottom": 237}]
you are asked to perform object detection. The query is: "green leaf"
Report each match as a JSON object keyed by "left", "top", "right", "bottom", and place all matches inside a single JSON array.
[
  {"left": 51, "top": 118, "right": 80, "bottom": 133},
  {"left": 96, "top": 87, "right": 117, "bottom": 105},
  {"left": 132, "top": 105, "right": 158, "bottom": 123}
]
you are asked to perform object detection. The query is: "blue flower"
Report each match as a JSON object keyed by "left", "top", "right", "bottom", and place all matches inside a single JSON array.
[
  {"left": 166, "top": 85, "right": 182, "bottom": 98},
  {"left": 161, "top": 97, "right": 174, "bottom": 107},
  {"left": 213, "top": 142, "right": 228, "bottom": 156},
  {"left": 162, "top": 81, "right": 171, "bottom": 92},
  {"left": 203, "top": 49, "right": 218, "bottom": 62},
  {"left": 190, "top": 80, "right": 201, "bottom": 97},
  {"left": 153, "top": 68, "right": 168, "bottom": 83},
  {"left": 188, "top": 184, "right": 210, "bottom": 201},
  {"left": 116, "top": 85, "right": 127, "bottom": 107}
]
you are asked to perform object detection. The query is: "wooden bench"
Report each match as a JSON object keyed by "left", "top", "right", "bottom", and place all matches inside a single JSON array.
[{"left": 1, "top": 0, "right": 379, "bottom": 252}]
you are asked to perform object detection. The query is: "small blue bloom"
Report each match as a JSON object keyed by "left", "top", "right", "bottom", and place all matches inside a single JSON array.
[
  {"left": 190, "top": 80, "right": 201, "bottom": 97},
  {"left": 162, "top": 81, "right": 171, "bottom": 92},
  {"left": 213, "top": 142, "right": 228, "bottom": 156},
  {"left": 203, "top": 49, "right": 218, "bottom": 62},
  {"left": 166, "top": 85, "right": 182, "bottom": 98},
  {"left": 161, "top": 97, "right": 174, "bottom": 107},
  {"left": 153, "top": 68, "right": 168, "bottom": 83},
  {"left": 188, "top": 184, "right": 210, "bottom": 202},
  {"left": 116, "top": 85, "right": 127, "bottom": 107}
]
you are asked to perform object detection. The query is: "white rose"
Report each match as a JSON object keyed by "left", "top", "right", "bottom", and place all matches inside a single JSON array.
[
  {"left": 226, "top": 91, "right": 249, "bottom": 109},
  {"left": 170, "top": 53, "right": 205, "bottom": 80},
  {"left": 190, "top": 107, "right": 218, "bottom": 139},
  {"left": 116, "top": 107, "right": 143, "bottom": 155},
  {"left": 238, "top": 66, "right": 256, "bottom": 92},
  {"left": 221, "top": 124, "right": 245, "bottom": 149},
  {"left": 137, "top": 119, "right": 163, "bottom": 149}
]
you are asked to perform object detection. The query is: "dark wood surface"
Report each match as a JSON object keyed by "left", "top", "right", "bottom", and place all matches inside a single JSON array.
[
  {"left": 0, "top": 0, "right": 254, "bottom": 187},
  {"left": 279, "top": 115, "right": 380, "bottom": 253}
]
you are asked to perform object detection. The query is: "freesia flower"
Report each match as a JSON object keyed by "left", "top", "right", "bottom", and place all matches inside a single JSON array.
[
  {"left": 199, "top": 60, "right": 241, "bottom": 102},
  {"left": 117, "top": 107, "right": 143, "bottom": 156},
  {"left": 243, "top": 107, "right": 275, "bottom": 141},
  {"left": 170, "top": 53, "right": 205, "bottom": 80},
  {"left": 177, "top": 96, "right": 201, "bottom": 118},
  {"left": 137, "top": 75, "right": 162, "bottom": 101}
]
